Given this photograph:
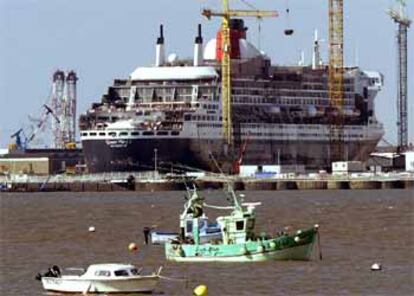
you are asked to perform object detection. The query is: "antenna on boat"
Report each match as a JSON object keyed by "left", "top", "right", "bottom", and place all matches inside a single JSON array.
[{"left": 207, "top": 151, "right": 245, "bottom": 211}]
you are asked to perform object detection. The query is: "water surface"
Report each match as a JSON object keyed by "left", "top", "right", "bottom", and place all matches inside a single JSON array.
[{"left": 1, "top": 189, "right": 413, "bottom": 295}]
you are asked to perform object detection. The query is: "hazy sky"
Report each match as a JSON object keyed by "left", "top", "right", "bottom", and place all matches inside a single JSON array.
[{"left": 0, "top": 0, "right": 413, "bottom": 148}]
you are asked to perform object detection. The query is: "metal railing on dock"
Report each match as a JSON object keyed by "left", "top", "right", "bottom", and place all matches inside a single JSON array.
[{"left": 0, "top": 171, "right": 413, "bottom": 192}]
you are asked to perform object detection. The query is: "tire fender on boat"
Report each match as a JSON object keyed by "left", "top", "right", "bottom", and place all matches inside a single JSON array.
[
  {"left": 240, "top": 245, "right": 249, "bottom": 255},
  {"left": 173, "top": 244, "right": 184, "bottom": 257}
]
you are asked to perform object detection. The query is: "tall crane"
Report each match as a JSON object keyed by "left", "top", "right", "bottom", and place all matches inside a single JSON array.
[
  {"left": 10, "top": 104, "right": 59, "bottom": 151},
  {"left": 51, "top": 70, "right": 78, "bottom": 149},
  {"left": 328, "top": 0, "right": 345, "bottom": 162},
  {"left": 388, "top": 0, "right": 411, "bottom": 152},
  {"left": 202, "top": 1, "right": 277, "bottom": 147}
]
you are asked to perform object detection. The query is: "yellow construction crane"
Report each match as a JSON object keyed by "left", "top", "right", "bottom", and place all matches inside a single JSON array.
[
  {"left": 328, "top": 0, "right": 344, "bottom": 161},
  {"left": 202, "top": 1, "right": 277, "bottom": 146}
]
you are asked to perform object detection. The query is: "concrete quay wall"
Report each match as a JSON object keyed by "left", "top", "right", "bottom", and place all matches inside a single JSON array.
[{"left": 3, "top": 177, "right": 413, "bottom": 192}]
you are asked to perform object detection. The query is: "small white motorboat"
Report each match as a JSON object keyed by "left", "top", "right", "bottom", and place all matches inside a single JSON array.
[{"left": 36, "top": 263, "right": 162, "bottom": 294}]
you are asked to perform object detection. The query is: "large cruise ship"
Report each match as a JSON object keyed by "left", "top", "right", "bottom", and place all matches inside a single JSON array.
[{"left": 79, "top": 20, "right": 384, "bottom": 173}]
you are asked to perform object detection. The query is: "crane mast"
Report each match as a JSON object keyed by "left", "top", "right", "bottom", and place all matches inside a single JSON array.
[
  {"left": 202, "top": 1, "right": 277, "bottom": 147},
  {"left": 222, "top": 0, "right": 232, "bottom": 147},
  {"left": 388, "top": 0, "right": 411, "bottom": 152},
  {"left": 328, "top": 0, "right": 345, "bottom": 162}
]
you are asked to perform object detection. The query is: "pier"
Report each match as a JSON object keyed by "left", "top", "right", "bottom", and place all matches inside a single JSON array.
[{"left": 1, "top": 172, "right": 413, "bottom": 193}]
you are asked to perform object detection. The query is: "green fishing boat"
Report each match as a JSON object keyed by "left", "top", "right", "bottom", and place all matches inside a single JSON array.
[{"left": 165, "top": 184, "right": 320, "bottom": 263}]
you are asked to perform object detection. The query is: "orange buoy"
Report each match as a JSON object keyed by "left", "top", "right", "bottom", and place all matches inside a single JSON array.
[{"left": 128, "top": 243, "right": 138, "bottom": 252}]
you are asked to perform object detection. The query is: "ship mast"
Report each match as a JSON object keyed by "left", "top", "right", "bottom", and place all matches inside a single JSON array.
[{"left": 202, "top": 1, "right": 277, "bottom": 147}]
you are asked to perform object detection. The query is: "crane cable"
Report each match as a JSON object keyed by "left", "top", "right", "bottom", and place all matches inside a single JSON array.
[{"left": 239, "top": 0, "right": 262, "bottom": 49}]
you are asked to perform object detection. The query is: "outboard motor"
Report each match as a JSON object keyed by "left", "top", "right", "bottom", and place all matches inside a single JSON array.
[
  {"left": 35, "top": 265, "right": 61, "bottom": 280},
  {"left": 51, "top": 265, "right": 61, "bottom": 277}
]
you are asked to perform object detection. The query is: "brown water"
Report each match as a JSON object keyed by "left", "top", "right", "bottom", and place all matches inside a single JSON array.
[{"left": 1, "top": 189, "right": 413, "bottom": 296}]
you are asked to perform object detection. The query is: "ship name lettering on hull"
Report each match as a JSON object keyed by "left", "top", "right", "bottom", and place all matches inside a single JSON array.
[{"left": 105, "top": 139, "right": 130, "bottom": 148}]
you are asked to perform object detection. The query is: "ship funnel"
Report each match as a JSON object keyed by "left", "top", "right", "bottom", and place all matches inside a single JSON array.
[
  {"left": 155, "top": 24, "right": 165, "bottom": 67},
  {"left": 193, "top": 24, "right": 203, "bottom": 66}
]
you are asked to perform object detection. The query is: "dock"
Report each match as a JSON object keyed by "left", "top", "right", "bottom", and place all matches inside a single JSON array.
[{"left": 1, "top": 172, "right": 413, "bottom": 193}]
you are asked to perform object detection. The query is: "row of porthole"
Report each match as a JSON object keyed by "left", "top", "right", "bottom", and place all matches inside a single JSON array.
[{"left": 81, "top": 131, "right": 180, "bottom": 137}]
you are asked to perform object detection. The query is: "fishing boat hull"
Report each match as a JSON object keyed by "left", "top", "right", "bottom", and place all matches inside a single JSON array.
[
  {"left": 165, "top": 227, "right": 318, "bottom": 263},
  {"left": 41, "top": 276, "right": 159, "bottom": 293},
  {"left": 151, "top": 230, "right": 222, "bottom": 245}
]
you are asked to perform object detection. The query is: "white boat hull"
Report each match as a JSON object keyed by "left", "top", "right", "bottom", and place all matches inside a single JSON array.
[{"left": 41, "top": 275, "right": 159, "bottom": 293}]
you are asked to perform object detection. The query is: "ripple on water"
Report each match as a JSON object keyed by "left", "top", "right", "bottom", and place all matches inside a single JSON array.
[{"left": 0, "top": 189, "right": 413, "bottom": 295}]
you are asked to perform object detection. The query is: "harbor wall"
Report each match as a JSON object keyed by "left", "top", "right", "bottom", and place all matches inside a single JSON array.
[{"left": 2, "top": 176, "right": 413, "bottom": 193}]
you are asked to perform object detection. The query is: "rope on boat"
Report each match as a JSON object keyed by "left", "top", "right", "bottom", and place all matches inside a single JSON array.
[
  {"left": 203, "top": 202, "right": 234, "bottom": 210},
  {"left": 83, "top": 282, "right": 92, "bottom": 295},
  {"left": 158, "top": 275, "right": 188, "bottom": 282},
  {"left": 317, "top": 229, "right": 323, "bottom": 260}
]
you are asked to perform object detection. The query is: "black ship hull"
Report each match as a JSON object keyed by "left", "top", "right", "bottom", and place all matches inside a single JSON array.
[{"left": 82, "top": 137, "right": 380, "bottom": 173}]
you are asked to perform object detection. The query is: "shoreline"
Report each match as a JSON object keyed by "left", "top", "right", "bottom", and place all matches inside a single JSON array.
[{"left": 1, "top": 175, "right": 413, "bottom": 192}]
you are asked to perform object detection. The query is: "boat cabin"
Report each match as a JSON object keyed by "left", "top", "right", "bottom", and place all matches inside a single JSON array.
[
  {"left": 83, "top": 264, "right": 141, "bottom": 278},
  {"left": 217, "top": 204, "right": 258, "bottom": 244},
  {"left": 182, "top": 215, "right": 210, "bottom": 234}
]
